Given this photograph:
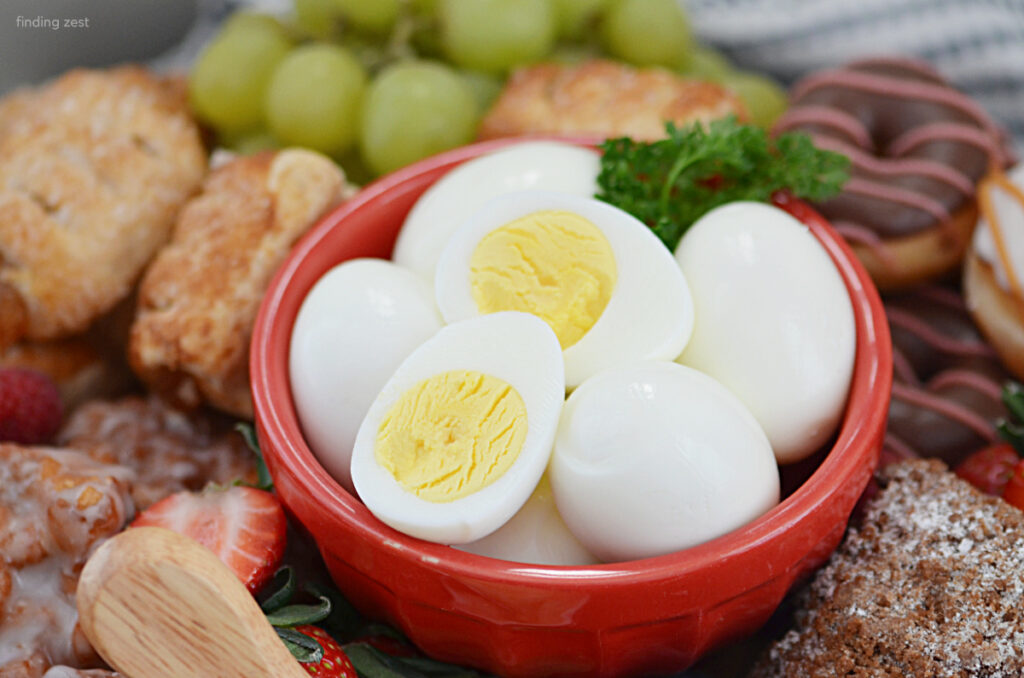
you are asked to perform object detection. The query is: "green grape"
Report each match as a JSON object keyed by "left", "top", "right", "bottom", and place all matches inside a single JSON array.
[
  {"left": 721, "top": 71, "right": 789, "bottom": 128},
  {"left": 439, "top": 0, "right": 556, "bottom": 74},
  {"left": 410, "top": 0, "right": 440, "bottom": 16},
  {"left": 359, "top": 60, "right": 479, "bottom": 176},
  {"left": 293, "top": 0, "right": 341, "bottom": 38},
  {"left": 550, "top": 42, "right": 601, "bottom": 64},
  {"left": 334, "top": 0, "right": 400, "bottom": 34},
  {"left": 265, "top": 44, "right": 368, "bottom": 155},
  {"left": 461, "top": 70, "right": 504, "bottom": 114},
  {"left": 678, "top": 45, "right": 732, "bottom": 82},
  {"left": 189, "top": 16, "right": 291, "bottom": 134},
  {"left": 600, "top": 0, "right": 694, "bottom": 68},
  {"left": 224, "top": 129, "right": 280, "bottom": 155},
  {"left": 223, "top": 11, "right": 289, "bottom": 36},
  {"left": 552, "top": 0, "right": 609, "bottom": 40}
]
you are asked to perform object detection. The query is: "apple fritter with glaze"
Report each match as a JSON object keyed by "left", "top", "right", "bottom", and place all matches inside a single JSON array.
[
  {"left": 58, "top": 395, "right": 257, "bottom": 510},
  {"left": 129, "top": 149, "right": 351, "bottom": 418},
  {"left": 0, "top": 444, "right": 133, "bottom": 676},
  {"left": 478, "top": 59, "right": 746, "bottom": 142},
  {"left": 0, "top": 67, "right": 206, "bottom": 349}
]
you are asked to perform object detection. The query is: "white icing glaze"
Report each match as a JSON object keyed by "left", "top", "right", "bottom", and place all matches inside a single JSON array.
[{"left": 973, "top": 163, "right": 1024, "bottom": 294}]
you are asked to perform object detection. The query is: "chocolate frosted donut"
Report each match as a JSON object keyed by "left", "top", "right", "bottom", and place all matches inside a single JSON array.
[
  {"left": 884, "top": 285, "right": 1009, "bottom": 466},
  {"left": 775, "top": 57, "right": 1010, "bottom": 290}
]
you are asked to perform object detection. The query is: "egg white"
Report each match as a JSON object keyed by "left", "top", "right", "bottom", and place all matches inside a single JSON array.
[
  {"left": 434, "top": 191, "right": 694, "bottom": 389},
  {"left": 674, "top": 202, "right": 855, "bottom": 464},
  {"left": 350, "top": 312, "right": 565, "bottom": 544},
  {"left": 454, "top": 474, "right": 599, "bottom": 565},
  {"left": 550, "top": 361, "right": 779, "bottom": 563},
  {"left": 290, "top": 258, "right": 443, "bottom": 493},
  {"left": 393, "top": 142, "right": 601, "bottom": 282}
]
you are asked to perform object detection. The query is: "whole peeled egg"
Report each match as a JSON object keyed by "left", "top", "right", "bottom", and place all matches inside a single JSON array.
[
  {"left": 454, "top": 474, "right": 599, "bottom": 566},
  {"left": 674, "top": 202, "right": 855, "bottom": 464},
  {"left": 434, "top": 190, "right": 694, "bottom": 388},
  {"left": 550, "top": 361, "right": 779, "bottom": 563},
  {"left": 290, "top": 258, "right": 442, "bottom": 493},
  {"left": 350, "top": 312, "right": 565, "bottom": 544},
  {"left": 392, "top": 141, "right": 600, "bottom": 281}
]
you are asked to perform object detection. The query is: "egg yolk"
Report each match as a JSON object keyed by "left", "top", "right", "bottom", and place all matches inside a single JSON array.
[
  {"left": 469, "top": 210, "right": 617, "bottom": 349},
  {"left": 375, "top": 370, "right": 528, "bottom": 502}
]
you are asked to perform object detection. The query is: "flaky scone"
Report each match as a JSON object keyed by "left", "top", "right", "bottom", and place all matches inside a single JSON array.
[
  {"left": 478, "top": 59, "right": 746, "bottom": 141},
  {"left": 0, "top": 66, "right": 206, "bottom": 349},
  {"left": 129, "top": 149, "right": 350, "bottom": 418}
]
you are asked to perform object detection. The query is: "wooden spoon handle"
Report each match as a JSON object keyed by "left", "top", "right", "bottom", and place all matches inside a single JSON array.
[{"left": 77, "top": 526, "right": 309, "bottom": 678}]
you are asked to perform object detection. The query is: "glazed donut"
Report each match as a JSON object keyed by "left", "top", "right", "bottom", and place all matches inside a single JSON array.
[
  {"left": 963, "top": 164, "right": 1024, "bottom": 381},
  {"left": 775, "top": 57, "right": 1010, "bottom": 291},
  {"left": 884, "top": 285, "right": 1009, "bottom": 467}
]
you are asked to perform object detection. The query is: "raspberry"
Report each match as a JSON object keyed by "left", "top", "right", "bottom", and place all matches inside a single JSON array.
[{"left": 0, "top": 368, "right": 63, "bottom": 444}]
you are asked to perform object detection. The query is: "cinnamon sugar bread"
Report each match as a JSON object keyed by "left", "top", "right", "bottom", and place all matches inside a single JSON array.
[
  {"left": 478, "top": 60, "right": 746, "bottom": 141},
  {"left": 752, "top": 459, "right": 1024, "bottom": 677},
  {"left": 0, "top": 67, "right": 206, "bottom": 348},
  {"left": 129, "top": 149, "right": 351, "bottom": 418}
]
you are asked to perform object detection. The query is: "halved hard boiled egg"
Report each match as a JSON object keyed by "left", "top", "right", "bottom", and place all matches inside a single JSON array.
[
  {"left": 290, "top": 258, "right": 443, "bottom": 493},
  {"left": 350, "top": 312, "right": 565, "bottom": 544},
  {"left": 434, "top": 191, "right": 694, "bottom": 388},
  {"left": 393, "top": 141, "right": 600, "bottom": 282}
]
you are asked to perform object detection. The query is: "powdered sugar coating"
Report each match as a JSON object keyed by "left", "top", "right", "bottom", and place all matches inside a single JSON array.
[{"left": 753, "top": 459, "right": 1024, "bottom": 677}]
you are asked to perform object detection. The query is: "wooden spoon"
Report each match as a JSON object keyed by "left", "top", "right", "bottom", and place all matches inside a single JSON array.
[{"left": 77, "top": 526, "right": 309, "bottom": 678}]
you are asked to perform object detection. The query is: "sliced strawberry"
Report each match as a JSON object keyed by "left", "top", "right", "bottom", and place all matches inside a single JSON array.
[
  {"left": 294, "top": 625, "right": 357, "bottom": 678},
  {"left": 954, "top": 443, "right": 1020, "bottom": 496},
  {"left": 132, "top": 485, "right": 286, "bottom": 594},
  {"left": 1003, "top": 459, "right": 1024, "bottom": 511}
]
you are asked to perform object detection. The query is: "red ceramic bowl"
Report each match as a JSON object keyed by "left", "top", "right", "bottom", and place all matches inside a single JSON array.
[{"left": 251, "top": 138, "right": 892, "bottom": 678}]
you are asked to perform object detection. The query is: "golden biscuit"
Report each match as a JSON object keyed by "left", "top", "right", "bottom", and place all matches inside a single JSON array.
[
  {"left": 479, "top": 59, "right": 746, "bottom": 141},
  {"left": 0, "top": 67, "right": 205, "bottom": 348},
  {"left": 129, "top": 149, "right": 351, "bottom": 418}
]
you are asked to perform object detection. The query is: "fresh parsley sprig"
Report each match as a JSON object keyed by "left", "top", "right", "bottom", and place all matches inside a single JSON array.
[{"left": 596, "top": 116, "right": 850, "bottom": 250}]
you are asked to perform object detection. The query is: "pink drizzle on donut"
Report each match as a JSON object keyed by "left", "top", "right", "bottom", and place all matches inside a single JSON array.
[
  {"left": 891, "top": 381, "right": 1000, "bottom": 442},
  {"left": 886, "top": 307, "right": 998, "bottom": 358},
  {"left": 915, "top": 284, "right": 970, "bottom": 310},
  {"left": 892, "top": 348, "right": 922, "bottom": 386},
  {"left": 832, "top": 221, "right": 900, "bottom": 266},
  {"left": 791, "top": 69, "right": 1005, "bottom": 146},
  {"left": 810, "top": 135, "right": 975, "bottom": 195},
  {"left": 844, "top": 178, "right": 951, "bottom": 222},
  {"left": 929, "top": 368, "right": 1005, "bottom": 400},
  {"left": 882, "top": 432, "right": 921, "bottom": 460},
  {"left": 847, "top": 55, "right": 945, "bottom": 82},
  {"left": 774, "top": 106, "right": 874, "bottom": 149},
  {"left": 888, "top": 122, "right": 1005, "bottom": 166}
]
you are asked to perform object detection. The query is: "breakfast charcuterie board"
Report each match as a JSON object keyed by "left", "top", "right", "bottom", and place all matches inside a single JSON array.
[{"left": 2, "top": 1, "right": 1024, "bottom": 677}]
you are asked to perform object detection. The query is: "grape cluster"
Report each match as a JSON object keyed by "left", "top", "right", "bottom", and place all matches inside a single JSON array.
[{"left": 189, "top": 0, "right": 787, "bottom": 180}]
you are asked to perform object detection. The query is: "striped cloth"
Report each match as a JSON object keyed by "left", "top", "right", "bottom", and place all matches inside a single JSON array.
[{"left": 686, "top": 0, "right": 1024, "bottom": 149}]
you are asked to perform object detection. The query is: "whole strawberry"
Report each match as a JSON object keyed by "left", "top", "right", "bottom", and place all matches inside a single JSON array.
[
  {"left": 0, "top": 367, "right": 62, "bottom": 444},
  {"left": 294, "top": 625, "right": 357, "bottom": 677}
]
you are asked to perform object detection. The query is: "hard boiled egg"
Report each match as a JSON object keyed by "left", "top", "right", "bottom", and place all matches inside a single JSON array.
[
  {"left": 674, "top": 202, "right": 855, "bottom": 464},
  {"left": 454, "top": 474, "right": 599, "bottom": 565},
  {"left": 550, "top": 362, "right": 779, "bottom": 562},
  {"left": 435, "top": 191, "right": 694, "bottom": 388},
  {"left": 393, "top": 141, "right": 600, "bottom": 281},
  {"left": 350, "top": 312, "right": 565, "bottom": 544},
  {"left": 290, "top": 258, "right": 442, "bottom": 493}
]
